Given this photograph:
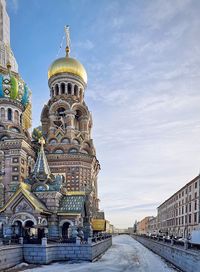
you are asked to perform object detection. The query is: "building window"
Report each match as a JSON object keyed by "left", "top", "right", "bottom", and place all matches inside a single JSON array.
[
  {"left": 195, "top": 201, "right": 197, "bottom": 210},
  {"left": 189, "top": 203, "right": 191, "bottom": 212},
  {"left": 185, "top": 215, "right": 187, "bottom": 224},
  {"left": 194, "top": 213, "right": 197, "bottom": 223},
  {"left": 195, "top": 182, "right": 197, "bottom": 189},
  {"left": 8, "top": 108, "right": 12, "bottom": 121},
  {"left": 185, "top": 205, "right": 187, "bottom": 213},
  {"left": 195, "top": 192, "right": 197, "bottom": 199},
  {"left": 12, "top": 175, "right": 19, "bottom": 181},
  {"left": 189, "top": 214, "right": 191, "bottom": 224},
  {"left": 12, "top": 157, "right": 19, "bottom": 163},
  {"left": 12, "top": 166, "right": 18, "bottom": 172}
]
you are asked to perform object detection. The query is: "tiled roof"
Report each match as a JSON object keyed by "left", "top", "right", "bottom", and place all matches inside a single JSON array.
[{"left": 59, "top": 195, "right": 85, "bottom": 214}]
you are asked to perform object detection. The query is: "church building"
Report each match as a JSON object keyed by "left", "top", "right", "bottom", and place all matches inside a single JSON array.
[{"left": 0, "top": 0, "right": 104, "bottom": 242}]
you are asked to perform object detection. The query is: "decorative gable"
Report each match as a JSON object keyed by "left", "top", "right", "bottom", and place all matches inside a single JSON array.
[{"left": 13, "top": 199, "right": 33, "bottom": 213}]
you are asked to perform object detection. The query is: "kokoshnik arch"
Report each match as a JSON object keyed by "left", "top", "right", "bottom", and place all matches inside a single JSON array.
[{"left": 0, "top": 1, "right": 105, "bottom": 241}]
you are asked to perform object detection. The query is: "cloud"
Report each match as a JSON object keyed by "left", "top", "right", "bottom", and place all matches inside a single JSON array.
[{"left": 84, "top": 0, "right": 200, "bottom": 228}]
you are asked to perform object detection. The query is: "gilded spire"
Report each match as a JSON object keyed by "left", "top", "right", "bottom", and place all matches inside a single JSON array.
[{"left": 65, "top": 25, "right": 70, "bottom": 57}]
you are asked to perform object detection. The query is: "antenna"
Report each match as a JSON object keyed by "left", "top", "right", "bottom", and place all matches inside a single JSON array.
[{"left": 65, "top": 25, "right": 70, "bottom": 57}]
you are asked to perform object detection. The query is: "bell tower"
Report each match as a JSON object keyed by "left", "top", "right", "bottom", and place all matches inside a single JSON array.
[{"left": 41, "top": 27, "right": 100, "bottom": 216}]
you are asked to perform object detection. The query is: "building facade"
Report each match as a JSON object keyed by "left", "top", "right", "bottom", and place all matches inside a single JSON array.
[
  {"left": 0, "top": 1, "right": 104, "bottom": 242},
  {"left": 137, "top": 216, "right": 154, "bottom": 235},
  {"left": 157, "top": 175, "right": 200, "bottom": 238}
]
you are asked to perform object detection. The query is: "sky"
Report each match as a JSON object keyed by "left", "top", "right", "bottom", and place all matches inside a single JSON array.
[{"left": 6, "top": 0, "right": 200, "bottom": 228}]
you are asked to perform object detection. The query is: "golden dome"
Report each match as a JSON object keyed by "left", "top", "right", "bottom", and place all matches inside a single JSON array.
[{"left": 48, "top": 57, "right": 87, "bottom": 84}]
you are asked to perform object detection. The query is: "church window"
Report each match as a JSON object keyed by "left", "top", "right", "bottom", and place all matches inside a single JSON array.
[
  {"left": 68, "top": 83, "right": 72, "bottom": 94},
  {"left": 61, "top": 83, "right": 65, "bottom": 94},
  {"left": 7, "top": 108, "right": 12, "bottom": 121},
  {"left": 54, "top": 149, "right": 64, "bottom": 154},
  {"left": 73, "top": 139, "right": 79, "bottom": 145},
  {"left": 61, "top": 138, "right": 70, "bottom": 144},
  {"left": 12, "top": 175, "right": 19, "bottom": 181},
  {"left": 49, "top": 139, "right": 57, "bottom": 145},
  {"left": 74, "top": 85, "right": 78, "bottom": 96},
  {"left": 81, "top": 149, "right": 89, "bottom": 154},
  {"left": 20, "top": 114, "right": 22, "bottom": 125},
  {"left": 12, "top": 166, "right": 18, "bottom": 172},
  {"left": 0, "top": 135, "right": 9, "bottom": 141},
  {"left": 80, "top": 88, "right": 83, "bottom": 98},
  {"left": 55, "top": 84, "right": 59, "bottom": 95},
  {"left": 14, "top": 110, "right": 19, "bottom": 123},
  {"left": 57, "top": 107, "right": 65, "bottom": 117},
  {"left": 12, "top": 157, "right": 19, "bottom": 163},
  {"left": 9, "top": 127, "right": 20, "bottom": 133},
  {"left": 0, "top": 108, "right": 5, "bottom": 121},
  {"left": 68, "top": 148, "right": 78, "bottom": 154}
]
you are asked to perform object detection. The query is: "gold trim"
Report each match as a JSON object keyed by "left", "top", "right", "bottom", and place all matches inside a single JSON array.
[
  {"left": 57, "top": 212, "right": 80, "bottom": 216},
  {"left": 0, "top": 183, "right": 51, "bottom": 215},
  {"left": 66, "top": 191, "right": 85, "bottom": 196}
]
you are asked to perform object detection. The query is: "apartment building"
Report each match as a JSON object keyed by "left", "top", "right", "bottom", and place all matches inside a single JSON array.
[{"left": 157, "top": 175, "right": 200, "bottom": 238}]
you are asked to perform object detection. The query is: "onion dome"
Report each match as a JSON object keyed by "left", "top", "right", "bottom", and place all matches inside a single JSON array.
[
  {"left": 0, "top": 67, "right": 30, "bottom": 108},
  {"left": 48, "top": 25, "right": 87, "bottom": 84},
  {"left": 48, "top": 57, "right": 87, "bottom": 84}
]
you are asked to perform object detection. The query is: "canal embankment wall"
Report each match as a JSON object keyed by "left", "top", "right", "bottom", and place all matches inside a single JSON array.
[
  {"left": 133, "top": 235, "right": 200, "bottom": 272},
  {"left": 0, "top": 237, "right": 112, "bottom": 270}
]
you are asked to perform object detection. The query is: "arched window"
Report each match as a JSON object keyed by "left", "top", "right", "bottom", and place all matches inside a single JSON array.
[
  {"left": 73, "top": 139, "right": 80, "bottom": 145},
  {"left": 68, "top": 83, "right": 72, "bottom": 95},
  {"left": 9, "top": 127, "right": 20, "bottom": 133},
  {"left": 74, "top": 85, "right": 78, "bottom": 96},
  {"left": 61, "top": 83, "right": 65, "bottom": 94},
  {"left": 20, "top": 114, "right": 23, "bottom": 125},
  {"left": 55, "top": 84, "right": 59, "bottom": 96},
  {"left": 80, "top": 88, "right": 83, "bottom": 99},
  {"left": 0, "top": 135, "right": 9, "bottom": 141},
  {"left": 61, "top": 138, "right": 70, "bottom": 144},
  {"left": 81, "top": 149, "right": 89, "bottom": 154},
  {"left": 0, "top": 108, "right": 5, "bottom": 121},
  {"left": 54, "top": 149, "right": 64, "bottom": 154},
  {"left": 7, "top": 108, "right": 12, "bottom": 121},
  {"left": 51, "top": 87, "right": 54, "bottom": 97},
  {"left": 68, "top": 148, "right": 78, "bottom": 154},
  {"left": 49, "top": 139, "right": 57, "bottom": 145},
  {"left": 14, "top": 110, "right": 19, "bottom": 124},
  {"left": 57, "top": 107, "right": 65, "bottom": 117}
]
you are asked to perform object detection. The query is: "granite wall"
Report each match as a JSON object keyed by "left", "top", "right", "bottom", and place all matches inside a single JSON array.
[{"left": 133, "top": 235, "right": 200, "bottom": 272}]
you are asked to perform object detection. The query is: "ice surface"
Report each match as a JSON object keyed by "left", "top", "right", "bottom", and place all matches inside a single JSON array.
[{"left": 25, "top": 235, "right": 177, "bottom": 272}]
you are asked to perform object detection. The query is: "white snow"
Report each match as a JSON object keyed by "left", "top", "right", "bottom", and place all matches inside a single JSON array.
[{"left": 25, "top": 235, "right": 177, "bottom": 272}]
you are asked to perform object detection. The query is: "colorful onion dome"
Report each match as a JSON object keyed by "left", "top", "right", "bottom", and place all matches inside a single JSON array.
[{"left": 0, "top": 72, "right": 30, "bottom": 108}]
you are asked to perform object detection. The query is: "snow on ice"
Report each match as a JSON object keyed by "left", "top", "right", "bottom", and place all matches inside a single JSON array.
[{"left": 25, "top": 235, "right": 177, "bottom": 272}]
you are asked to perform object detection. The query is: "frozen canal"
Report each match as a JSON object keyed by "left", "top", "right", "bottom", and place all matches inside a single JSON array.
[{"left": 25, "top": 235, "right": 177, "bottom": 272}]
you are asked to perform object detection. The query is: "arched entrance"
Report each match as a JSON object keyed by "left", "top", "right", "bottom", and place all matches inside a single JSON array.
[
  {"left": 23, "top": 220, "right": 35, "bottom": 241},
  {"left": 62, "top": 222, "right": 70, "bottom": 239},
  {"left": 12, "top": 220, "right": 23, "bottom": 238}
]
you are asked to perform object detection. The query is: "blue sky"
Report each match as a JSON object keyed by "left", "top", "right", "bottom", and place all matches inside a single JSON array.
[{"left": 7, "top": 0, "right": 200, "bottom": 228}]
